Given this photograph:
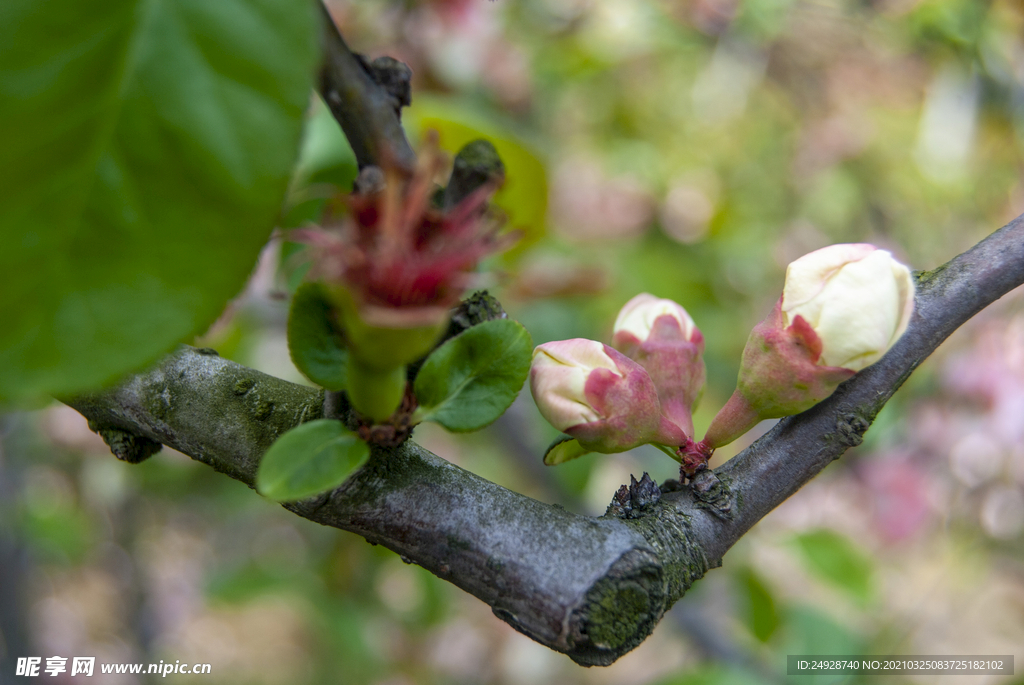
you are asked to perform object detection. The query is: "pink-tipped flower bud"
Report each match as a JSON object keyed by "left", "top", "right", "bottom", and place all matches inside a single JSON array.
[
  {"left": 530, "top": 339, "right": 687, "bottom": 453},
  {"left": 702, "top": 244, "right": 915, "bottom": 450},
  {"left": 612, "top": 294, "right": 706, "bottom": 438}
]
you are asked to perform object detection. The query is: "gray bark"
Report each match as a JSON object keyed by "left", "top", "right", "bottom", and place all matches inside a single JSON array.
[{"left": 317, "top": 3, "right": 416, "bottom": 173}]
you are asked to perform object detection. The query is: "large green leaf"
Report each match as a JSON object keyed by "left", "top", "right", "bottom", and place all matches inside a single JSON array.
[
  {"left": 287, "top": 282, "right": 348, "bottom": 390},
  {"left": 793, "top": 529, "right": 875, "bottom": 604},
  {"left": 413, "top": 319, "right": 532, "bottom": 432},
  {"left": 256, "top": 419, "right": 369, "bottom": 502},
  {"left": 0, "top": 0, "right": 318, "bottom": 404}
]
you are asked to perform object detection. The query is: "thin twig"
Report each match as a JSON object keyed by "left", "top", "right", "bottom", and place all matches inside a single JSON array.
[{"left": 317, "top": 2, "right": 416, "bottom": 173}]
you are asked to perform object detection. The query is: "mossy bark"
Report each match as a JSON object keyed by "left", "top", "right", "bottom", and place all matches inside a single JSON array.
[{"left": 69, "top": 346, "right": 714, "bottom": 666}]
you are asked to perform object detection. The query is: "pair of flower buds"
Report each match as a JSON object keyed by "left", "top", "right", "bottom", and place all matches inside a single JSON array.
[{"left": 530, "top": 243, "right": 916, "bottom": 473}]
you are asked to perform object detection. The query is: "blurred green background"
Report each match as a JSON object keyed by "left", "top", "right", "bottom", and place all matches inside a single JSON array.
[{"left": 3, "top": 0, "right": 1024, "bottom": 683}]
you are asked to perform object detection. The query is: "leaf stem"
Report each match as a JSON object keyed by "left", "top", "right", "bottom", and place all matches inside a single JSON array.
[{"left": 653, "top": 443, "right": 682, "bottom": 463}]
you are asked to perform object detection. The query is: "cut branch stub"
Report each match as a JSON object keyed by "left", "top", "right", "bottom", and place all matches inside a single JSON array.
[
  {"left": 67, "top": 347, "right": 711, "bottom": 666},
  {"left": 283, "top": 439, "right": 711, "bottom": 666},
  {"left": 443, "top": 139, "right": 506, "bottom": 209}
]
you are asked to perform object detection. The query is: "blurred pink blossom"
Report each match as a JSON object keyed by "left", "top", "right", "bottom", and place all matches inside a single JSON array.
[
  {"left": 861, "top": 454, "right": 934, "bottom": 543},
  {"left": 551, "top": 159, "right": 654, "bottom": 239},
  {"left": 943, "top": 313, "right": 1024, "bottom": 447}
]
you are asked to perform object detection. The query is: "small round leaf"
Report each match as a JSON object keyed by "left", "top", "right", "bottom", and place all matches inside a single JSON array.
[
  {"left": 287, "top": 283, "right": 348, "bottom": 390},
  {"left": 413, "top": 319, "right": 532, "bottom": 432},
  {"left": 543, "top": 435, "right": 591, "bottom": 466},
  {"left": 256, "top": 419, "right": 368, "bottom": 502}
]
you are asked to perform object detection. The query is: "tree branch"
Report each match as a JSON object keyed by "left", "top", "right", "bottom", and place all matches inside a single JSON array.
[
  {"left": 317, "top": 2, "right": 416, "bottom": 173},
  {"left": 689, "top": 212, "right": 1024, "bottom": 562},
  {"left": 67, "top": 214, "right": 1024, "bottom": 666}
]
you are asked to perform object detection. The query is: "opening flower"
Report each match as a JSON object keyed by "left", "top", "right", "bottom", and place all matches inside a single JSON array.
[{"left": 292, "top": 137, "right": 513, "bottom": 421}]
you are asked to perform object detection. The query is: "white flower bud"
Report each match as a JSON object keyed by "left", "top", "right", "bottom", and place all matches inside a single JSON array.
[
  {"left": 529, "top": 339, "right": 687, "bottom": 454},
  {"left": 702, "top": 243, "right": 916, "bottom": 451},
  {"left": 530, "top": 339, "right": 618, "bottom": 430},
  {"left": 613, "top": 294, "right": 698, "bottom": 345},
  {"left": 783, "top": 244, "right": 915, "bottom": 371}
]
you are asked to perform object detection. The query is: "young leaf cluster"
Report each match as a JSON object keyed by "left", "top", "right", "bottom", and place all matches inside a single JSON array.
[{"left": 257, "top": 288, "right": 532, "bottom": 502}]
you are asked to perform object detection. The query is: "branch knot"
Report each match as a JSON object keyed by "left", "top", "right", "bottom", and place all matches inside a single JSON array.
[
  {"left": 689, "top": 470, "right": 734, "bottom": 521},
  {"left": 835, "top": 411, "right": 870, "bottom": 447},
  {"left": 87, "top": 420, "right": 162, "bottom": 464}
]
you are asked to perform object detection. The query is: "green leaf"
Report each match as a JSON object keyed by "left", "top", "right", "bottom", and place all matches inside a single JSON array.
[
  {"left": 793, "top": 529, "right": 874, "bottom": 604},
  {"left": 0, "top": 0, "right": 318, "bottom": 405},
  {"left": 288, "top": 282, "right": 348, "bottom": 390},
  {"left": 256, "top": 419, "right": 369, "bottom": 502},
  {"left": 781, "top": 605, "right": 863, "bottom": 665},
  {"left": 735, "top": 566, "right": 780, "bottom": 643},
  {"left": 543, "top": 435, "right": 591, "bottom": 466},
  {"left": 413, "top": 319, "right": 532, "bottom": 432},
  {"left": 406, "top": 96, "right": 548, "bottom": 259}
]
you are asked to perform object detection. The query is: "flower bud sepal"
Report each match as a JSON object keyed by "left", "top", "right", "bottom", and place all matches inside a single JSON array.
[
  {"left": 614, "top": 327, "right": 705, "bottom": 438},
  {"left": 330, "top": 286, "right": 448, "bottom": 370},
  {"left": 559, "top": 344, "right": 688, "bottom": 453},
  {"left": 703, "top": 297, "right": 855, "bottom": 448}
]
